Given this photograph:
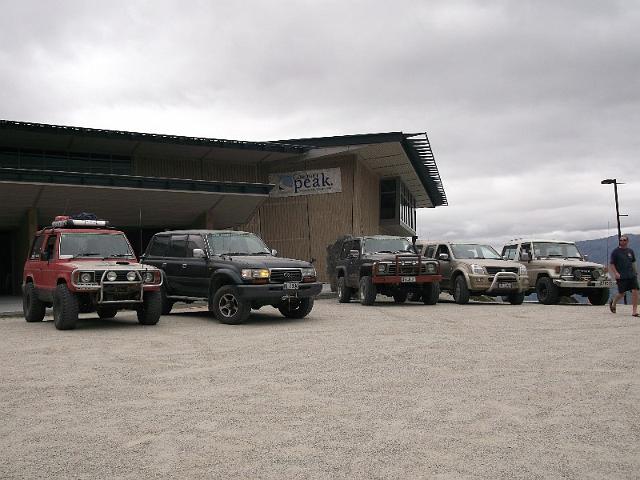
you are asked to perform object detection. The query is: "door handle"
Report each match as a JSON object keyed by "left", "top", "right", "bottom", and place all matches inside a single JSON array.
[
  {"left": 161, "top": 262, "right": 167, "bottom": 268},
  {"left": 181, "top": 263, "right": 187, "bottom": 269}
]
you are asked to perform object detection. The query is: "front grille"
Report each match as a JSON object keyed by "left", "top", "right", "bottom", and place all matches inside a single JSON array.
[
  {"left": 573, "top": 267, "right": 595, "bottom": 281},
  {"left": 384, "top": 262, "right": 434, "bottom": 275},
  {"left": 94, "top": 270, "right": 140, "bottom": 282},
  {"left": 486, "top": 267, "right": 519, "bottom": 275},
  {"left": 270, "top": 268, "right": 302, "bottom": 283}
]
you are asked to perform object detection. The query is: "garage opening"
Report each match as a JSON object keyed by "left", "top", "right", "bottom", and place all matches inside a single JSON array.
[{"left": 0, "top": 231, "right": 14, "bottom": 295}]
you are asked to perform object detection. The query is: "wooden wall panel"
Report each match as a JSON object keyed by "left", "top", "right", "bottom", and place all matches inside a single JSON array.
[
  {"left": 134, "top": 156, "right": 258, "bottom": 182},
  {"left": 259, "top": 197, "right": 311, "bottom": 263},
  {"left": 354, "top": 159, "right": 381, "bottom": 236}
]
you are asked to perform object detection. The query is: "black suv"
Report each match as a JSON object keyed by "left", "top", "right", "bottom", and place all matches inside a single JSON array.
[
  {"left": 142, "top": 230, "right": 322, "bottom": 324},
  {"left": 333, "top": 235, "right": 442, "bottom": 305}
]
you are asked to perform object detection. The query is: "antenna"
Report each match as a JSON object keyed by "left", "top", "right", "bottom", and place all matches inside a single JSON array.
[{"left": 139, "top": 208, "right": 143, "bottom": 258}]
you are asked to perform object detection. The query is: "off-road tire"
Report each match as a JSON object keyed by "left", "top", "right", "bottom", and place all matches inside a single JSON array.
[
  {"left": 137, "top": 290, "right": 162, "bottom": 325},
  {"left": 422, "top": 282, "right": 440, "bottom": 305},
  {"left": 160, "top": 283, "right": 174, "bottom": 315},
  {"left": 536, "top": 277, "right": 561, "bottom": 305},
  {"left": 97, "top": 307, "right": 118, "bottom": 319},
  {"left": 393, "top": 291, "right": 408, "bottom": 303},
  {"left": 587, "top": 288, "right": 610, "bottom": 306},
  {"left": 337, "top": 277, "right": 352, "bottom": 303},
  {"left": 211, "top": 285, "right": 251, "bottom": 324},
  {"left": 53, "top": 283, "right": 79, "bottom": 330},
  {"left": 506, "top": 291, "right": 525, "bottom": 305},
  {"left": 453, "top": 275, "right": 470, "bottom": 305},
  {"left": 23, "top": 283, "right": 46, "bottom": 322},
  {"left": 278, "top": 297, "right": 314, "bottom": 319},
  {"left": 359, "top": 276, "right": 377, "bottom": 306}
]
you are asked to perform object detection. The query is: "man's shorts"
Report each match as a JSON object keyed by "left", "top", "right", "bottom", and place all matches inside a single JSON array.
[{"left": 617, "top": 277, "right": 640, "bottom": 294}]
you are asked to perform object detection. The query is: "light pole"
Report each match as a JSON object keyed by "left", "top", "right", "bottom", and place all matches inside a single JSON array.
[{"left": 601, "top": 179, "right": 625, "bottom": 240}]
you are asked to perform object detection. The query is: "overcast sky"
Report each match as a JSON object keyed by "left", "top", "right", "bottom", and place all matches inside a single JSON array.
[{"left": 1, "top": 0, "right": 638, "bottom": 247}]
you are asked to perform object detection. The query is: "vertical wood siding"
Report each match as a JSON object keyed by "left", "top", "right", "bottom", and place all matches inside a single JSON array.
[{"left": 134, "top": 156, "right": 257, "bottom": 182}]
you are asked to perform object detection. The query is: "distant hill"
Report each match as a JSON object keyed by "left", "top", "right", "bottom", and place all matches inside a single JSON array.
[{"left": 576, "top": 233, "right": 639, "bottom": 266}]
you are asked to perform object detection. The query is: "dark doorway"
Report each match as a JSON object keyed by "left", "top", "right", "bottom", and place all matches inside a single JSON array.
[{"left": 0, "top": 231, "right": 13, "bottom": 294}]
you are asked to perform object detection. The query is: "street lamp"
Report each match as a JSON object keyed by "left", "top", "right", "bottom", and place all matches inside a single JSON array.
[{"left": 601, "top": 178, "right": 626, "bottom": 240}]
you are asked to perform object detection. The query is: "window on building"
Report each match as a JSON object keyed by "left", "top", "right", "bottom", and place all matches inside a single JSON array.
[
  {"left": 379, "top": 177, "right": 417, "bottom": 233},
  {"left": 0, "top": 147, "right": 132, "bottom": 175}
]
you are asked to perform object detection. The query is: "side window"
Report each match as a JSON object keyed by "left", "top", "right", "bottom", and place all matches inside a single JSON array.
[
  {"left": 426, "top": 245, "right": 436, "bottom": 259},
  {"left": 148, "top": 235, "right": 170, "bottom": 257},
  {"left": 29, "top": 235, "right": 44, "bottom": 260},
  {"left": 352, "top": 239, "right": 361, "bottom": 254},
  {"left": 521, "top": 243, "right": 532, "bottom": 258},
  {"left": 186, "top": 234, "right": 206, "bottom": 257},
  {"left": 168, "top": 235, "right": 188, "bottom": 258},
  {"left": 436, "top": 244, "right": 449, "bottom": 257},
  {"left": 502, "top": 245, "right": 517, "bottom": 260},
  {"left": 43, "top": 235, "right": 57, "bottom": 261},
  {"left": 340, "top": 241, "right": 352, "bottom": 259}
]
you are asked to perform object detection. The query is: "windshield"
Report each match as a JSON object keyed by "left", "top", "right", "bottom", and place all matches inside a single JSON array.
[
  {"left": 207, "top": 233, "right": 271, "bottom": 256},
  {"left": 533, "top": 242, "right": 582, "bottom": 259},
  {"left": 451, "top": 244, "right": 502, "bottom": 260},
  {"left": 60, "top": 233, "right": 134, "bottom": 258},
  {"left": 363, "top": 237, "right": 415, "bottom": 254}
]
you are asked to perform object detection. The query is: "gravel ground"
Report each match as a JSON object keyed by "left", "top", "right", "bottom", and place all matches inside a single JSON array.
[{"left": 1, "top": 298, "right": 639, "bottom": 479}]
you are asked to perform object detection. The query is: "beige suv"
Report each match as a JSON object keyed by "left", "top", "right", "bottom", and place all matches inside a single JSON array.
[
  {"left": 501, "top": 239, "right": 613, "bottom": 305},
  {"left": 418, "top": 241, "right": 529, "bottom": 304}
]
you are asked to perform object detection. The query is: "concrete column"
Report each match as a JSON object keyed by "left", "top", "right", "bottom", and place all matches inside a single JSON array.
[{"left": 12, "top": 207, "right": 38, "bottom": 294}]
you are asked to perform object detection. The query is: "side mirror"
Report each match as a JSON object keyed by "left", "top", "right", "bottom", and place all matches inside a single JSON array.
[
  {"left": 310, "top": 257, "right": 316, "bottom": 264},
  {"left": 348, "top": 249, "right": 360, "bottom": 258},
  {"left": 193, "top": 248, "right": 206, "bottom": 258},
  {"left": 582, "top": 254, "right": 589, "bottom": 261},
  {"left": 438, "top": 253, "right": 449, "bottom": 261},
  {"left": 271, "top": 249, "right": 278, "bottom": 256}
]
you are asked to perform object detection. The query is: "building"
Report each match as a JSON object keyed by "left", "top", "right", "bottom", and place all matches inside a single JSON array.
[{"left": 0, "top": 120, "right": 447, "bottom": 294}]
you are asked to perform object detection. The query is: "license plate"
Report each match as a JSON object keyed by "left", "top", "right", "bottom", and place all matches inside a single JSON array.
[
  {"left": 598, "top": 280, "right": 615, "bottom": 287},
  {"left": 498, "top": 282, "right": 514, "bottom": 289},
  {"left": 284, "top": 281, "right": 299, "bottom": 290},
  {"left": 401, "top": 276, "right": 416, "bottom": 283}
]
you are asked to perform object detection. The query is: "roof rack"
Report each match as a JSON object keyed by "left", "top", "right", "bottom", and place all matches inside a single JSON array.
[{"left": 51, "top": 215, "right": 110, "bottom": 229}]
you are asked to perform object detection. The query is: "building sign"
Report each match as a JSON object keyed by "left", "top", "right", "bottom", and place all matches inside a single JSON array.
[{"left": 269, "top": 168, "right": 342, "bottom": 197}]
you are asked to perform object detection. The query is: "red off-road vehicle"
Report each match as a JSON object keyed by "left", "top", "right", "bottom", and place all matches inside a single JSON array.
[{"left": 22, "top": 215, "right": 163, "bottom": 330}]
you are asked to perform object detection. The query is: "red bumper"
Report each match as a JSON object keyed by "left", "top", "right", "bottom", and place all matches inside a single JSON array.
[{"left": 372, "top": 274, "right": 442, "bottom": 285}]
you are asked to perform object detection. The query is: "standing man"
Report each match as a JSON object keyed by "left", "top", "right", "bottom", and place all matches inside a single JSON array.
[{"left": 609, "top": 235, "right": 639, "bottom": 317}]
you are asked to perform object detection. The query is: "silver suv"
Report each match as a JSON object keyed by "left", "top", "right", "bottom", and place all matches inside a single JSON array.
[
  {"left": 418, "top": 241, "right": 529, "bottom": 304},
  {"left": 501, "top": 239, "right": 613, "bottom": 305}
]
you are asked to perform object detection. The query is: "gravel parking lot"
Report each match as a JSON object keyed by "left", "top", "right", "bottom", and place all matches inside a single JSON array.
[{"left": 1, "top": 298, "right": 639, "bottom": 479}]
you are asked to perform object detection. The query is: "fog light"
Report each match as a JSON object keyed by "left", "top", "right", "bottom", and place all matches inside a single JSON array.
[
  {"left": 126, "top": 271, "right": 137, "bottom": 281},
  {"left": 106, "top": 271, "right": 117, "bottom": 281},
  {"left": 143, "top": 272, "right": 154, "bottom": 283}
]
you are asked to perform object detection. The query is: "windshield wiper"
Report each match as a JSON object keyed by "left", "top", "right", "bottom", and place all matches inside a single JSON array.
[
  {"left": 373, "top": 250, "right": 394, "bottom": 254},
  {"left": 73, "top": 252, "right": 101, "bottom": 258},
  {"left": 223, "top": 252, "right": 249, "bottom": 256},
  {"left": 105, "top": 253, "right": 134, "bottom": 258}
]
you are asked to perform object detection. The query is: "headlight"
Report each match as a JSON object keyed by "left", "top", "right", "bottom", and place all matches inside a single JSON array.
[
  {"left": 519, "top": 265, "right": 527, "bottom": 276},
  {"left": 425, "top": 262, "right": 437, "bottom": 274},
  {"left": 470, "top": 264, "right": 486, "bottom": 275},
  {"left": 79, "top": 272, "right": 93, "bottom": 283},
  {"left": 592, "top": 269, "right": 602, "bottom": 280},
  {"left": 377, "top": 263, "right": 388, "bottom": 273},
  {"left": 143, "top": 271, "right": 155, "bottom": 283},
  {"left": 301, "top": 267, "right": 316, "bottom": 277},
  {"left": 561, "top": 266, "right": 572, "bottom": 276},
  {"left": 241, "top": 269, "right": 270, "bottom": 280},
  {"left": 126, "top": 271, "right": 137, "bottom": 281},
  {"left": 106, "top": 271, "right": 117, "bottom": 282}
]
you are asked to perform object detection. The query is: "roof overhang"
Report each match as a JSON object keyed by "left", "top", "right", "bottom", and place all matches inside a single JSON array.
[
  {"left": 0, "top": 168, "right": 273, "bottom": 228},
  {"left": 285, "top": 132, "right": 447, "bottom": 208}
]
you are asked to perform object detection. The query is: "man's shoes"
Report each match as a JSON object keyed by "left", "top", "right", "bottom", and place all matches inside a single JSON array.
[
  {"left": 609, "top": 300, "right": 616, "bottom": 313},
  {"left": 632, "top": 313, "right": 639, "bottom": 317}
]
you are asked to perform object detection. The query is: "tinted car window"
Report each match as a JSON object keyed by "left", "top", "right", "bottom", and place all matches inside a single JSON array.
[
  {"left": 44, "top": 235, "right": 57, "bottom": 260},
  {"left": 148, "top": 235, "right": 170, "bottom": 257},
  {"left": 30, "top": 235, "right": 44, "bottom": 260},
  {"left": 186, "top": 234, "right": 206, "bottom": 257},
  {"left": 425, "top": 245, "right": 436, "bottom": 258},
  {"left": 168, "top": 235, "right": 188, "bottom": 258}
]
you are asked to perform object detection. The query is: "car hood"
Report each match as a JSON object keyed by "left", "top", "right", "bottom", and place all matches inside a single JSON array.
[
  {"left": 362, "top": 253, "right": 432, "bottom": 262},
  {"left": 530, "top": 258, "right": 605, "bottom": 268},
  {"left": 64, "top": 259, "right": 157, "bottom": 270},
  {"left": 455, "top": 258, "right": 523, "bottom": 268},
  {"left": 219, "top": 255, "right": 313, "bottom": 269}
]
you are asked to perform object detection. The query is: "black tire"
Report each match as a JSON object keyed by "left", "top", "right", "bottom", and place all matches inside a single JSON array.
[
  {"left": 23, "top": 282, "right": 46, "bottom": 323},
  {"left": 211, "top": 285, "right": 251, "bottom": 324},
  {"left": 96, "top": 307, "right": 118, "bottom": 319},
  {"left": 337, "top": 276, "right": 351, "bottom": 303},
  {"left": 137, "top": 290, "right": 162, "bottom": 325},
  {"left": 278, "top": 297, "right": 314, "bottom": 319},
  {"left": 160, "top": 283, "right": 174, "bottom": 315},
  {"left": 453, "top": 275, "right": 470, "bottom": 305},
  {"left": 409, "top": 292, "right": 422, "bottom": 302},
  {"left": 536, "top": 277, "right": 560, "bottom": 305},
  {"left": 359, "top": 276, "right": 377, "bottom": 306},
  {"left": 422, "top": 282, "right": 440, "bottom": 305},
  {"left": 53, "top": 283, "right": 79, "bottom": 330},
  {"left": 393, "top": 291, "right": 408, "bottom": 303},
  {"left": 587, "top": 288, "right": 610, "bottom": 306},
  {"left": 507, "top": 291, "right": 525, "bottom": 305}
]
